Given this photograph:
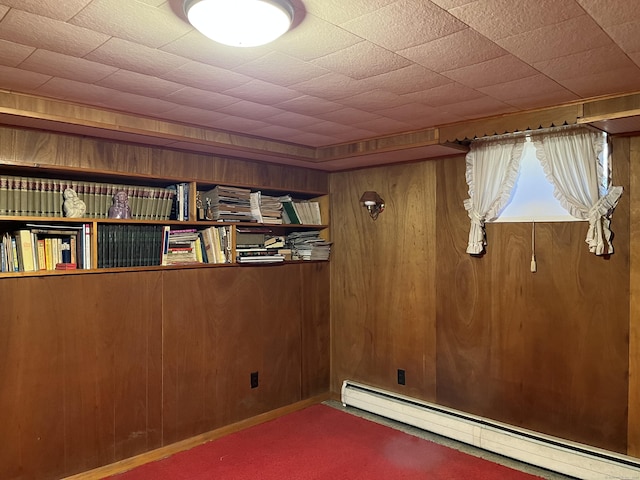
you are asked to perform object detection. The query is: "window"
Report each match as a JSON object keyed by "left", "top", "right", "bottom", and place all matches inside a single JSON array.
[{"left": 490, "top": 137, "right": 582, "bottom": 223}]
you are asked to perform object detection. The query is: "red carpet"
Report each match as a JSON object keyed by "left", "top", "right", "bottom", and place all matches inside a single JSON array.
[{"left": 111, "top": 404, "right": 542, "bottom": 479}]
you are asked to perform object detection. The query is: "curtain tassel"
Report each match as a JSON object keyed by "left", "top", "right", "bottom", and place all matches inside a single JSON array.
[{"left": 530, "top": 221, "right": 537, "bottom": 273}]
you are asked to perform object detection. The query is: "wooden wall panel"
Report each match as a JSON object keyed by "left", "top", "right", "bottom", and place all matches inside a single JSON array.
[
  {"left": 161, "top": 265, "right": 308, "bottom": 445},
  {"left": 0, "top": 272, "right": 163, "bottom": 480},
  {"left": 435, "top": 148, "right": 630, "bottom": 452},
  {"left": 330, "top": 162, "right": 438, "bottom": 401},
  {"left": 0, "top": 125, "right": 328, "bottom": 193},
  {"left": 300, "top": 262, "right": 331, "bottom": 398},
  {"left": 629, "top": 136, "right": 640, "bottom": 456},
  {"left": 331, "top": 138, "right": 631, "bottom": 454}
]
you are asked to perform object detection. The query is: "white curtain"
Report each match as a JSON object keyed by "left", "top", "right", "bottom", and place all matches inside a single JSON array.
[
  {"left": 532, "top": 129, "right": 623, "bottom": 255},
  {"left": 464, "top": 138, "right": 524, "bottom": 254}
]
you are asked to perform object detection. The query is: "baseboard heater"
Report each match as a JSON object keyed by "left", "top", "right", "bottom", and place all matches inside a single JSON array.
[{"left": 341, "top": 380, "right": 640, "bottom": 480}]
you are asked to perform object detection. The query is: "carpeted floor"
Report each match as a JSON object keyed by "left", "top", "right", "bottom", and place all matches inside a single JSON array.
[
  {"left": 327, "top": 400, "right": 577, "bottom": 480},
  {"left": 110, "top": 403, "right": 568, "bottom": 479}
]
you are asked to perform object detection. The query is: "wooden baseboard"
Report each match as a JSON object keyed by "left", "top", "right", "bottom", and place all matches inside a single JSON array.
[{"left": 62, "top": 393, "right": 331, "bottom": 480}]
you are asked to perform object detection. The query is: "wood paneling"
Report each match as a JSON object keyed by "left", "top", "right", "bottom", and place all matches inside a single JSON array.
[
  {"left": 435, "top": 148, "right": 630, "bottom": 452},
  {"left": 331, "top": 138, "right": 632, "bottom": 453},
  {"left": 300, "top": 262, "right": 331, "bottom": 398},
  {"left": 0, "top": 125, "right": 329, "bottom": 194},
  {"left": 0, "top": 272, "right": 163, "bottom": 479},
  {"left": 161, "top": 265, "right": 324, "bottom": 445},
  {"left": 330, "top": 162, "right": 438, "bottom": 401},
  {"left": 629, "top": 136, "right": 640, "bottom": 457}
]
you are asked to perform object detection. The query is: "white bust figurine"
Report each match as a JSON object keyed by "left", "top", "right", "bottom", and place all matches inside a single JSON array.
[{"left": 63, "top": 188, "right": 87, "bottom": 218}]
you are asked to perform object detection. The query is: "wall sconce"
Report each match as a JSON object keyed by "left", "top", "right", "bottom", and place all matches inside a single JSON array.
[{"left": 360, "top": 191, "right": 385, "bottom": 220}]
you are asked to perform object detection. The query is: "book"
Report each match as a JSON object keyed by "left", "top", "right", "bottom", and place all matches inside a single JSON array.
[{"left": 15, "top": 229, "right": 36, "bottom": 272}]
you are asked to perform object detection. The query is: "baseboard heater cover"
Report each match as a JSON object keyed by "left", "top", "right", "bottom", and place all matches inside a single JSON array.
[{"left": 341, "top": 380, "right": 640, "bottom": 480}]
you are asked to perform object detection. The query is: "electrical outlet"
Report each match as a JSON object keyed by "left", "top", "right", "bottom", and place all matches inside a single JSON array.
[
  {"left": 397, "top": 369, "right": 406, "bottom": 385},
  {"left": 250, "top": 371, "right": 259, "bottom": 388}
]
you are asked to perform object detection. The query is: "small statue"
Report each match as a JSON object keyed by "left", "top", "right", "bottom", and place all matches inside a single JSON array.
[
  {"left": 108, "top": 190, "right": 132, "bottom": 219},
  {"left": 63, "top": 188, "right": 86, "bottom": 218}
]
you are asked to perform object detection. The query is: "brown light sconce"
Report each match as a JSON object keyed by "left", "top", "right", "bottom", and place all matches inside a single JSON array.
[{"left": 360, "top": 191, "right": 385, "bottom": 220}]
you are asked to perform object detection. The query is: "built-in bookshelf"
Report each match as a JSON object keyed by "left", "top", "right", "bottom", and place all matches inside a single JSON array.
[{"left": 0, "top": 165, "right": 330, "bottom": 276}]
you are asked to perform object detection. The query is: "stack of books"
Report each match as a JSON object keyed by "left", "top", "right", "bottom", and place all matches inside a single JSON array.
[
  {"left": 235, "top": 228, "right": 285, "bottom": 264},
  {"left": 202, "top": 185, "right": 255, "bottom": 222},
  {"left": 258, "top": 193, "right": 283, "bottom": 224},
  {"left": 287, "top": 231, "right": 332, "bottom": 261},
  {"left": 161, "top": 228, "right": 203, "bottom": 266}
]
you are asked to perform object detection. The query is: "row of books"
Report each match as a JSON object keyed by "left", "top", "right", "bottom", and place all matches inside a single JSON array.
[
  {"left": 97, "top": 224, "right": 164, "bottom": 268},
  {"left": 0, "top": 174, "right": 175, "bottom": 220},
  {"left": 1, "top": 224, "right": 92, "bottom": 273}
]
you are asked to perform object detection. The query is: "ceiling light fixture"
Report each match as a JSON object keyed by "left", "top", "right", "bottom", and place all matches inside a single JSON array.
[{"left": 184, "top": 0, "right": 294, "bottom": 48}]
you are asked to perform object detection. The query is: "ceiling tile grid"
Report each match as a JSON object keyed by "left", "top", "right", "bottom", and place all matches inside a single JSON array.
[{"left": 0, "top": 0, "right": 639, "bottom": 169}]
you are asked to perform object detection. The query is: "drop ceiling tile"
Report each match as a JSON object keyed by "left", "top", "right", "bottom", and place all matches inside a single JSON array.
[
  {"left": 0, "top": 9, "right": 110, "bottom": 56},
  {"left": 496, "top": 14, "right": 613, "bottom": 64},
  {"left": 232, "top": 52, "right": 330, "bottom": 86},
  {"left": 430, "top": 0, "right": 478, "bottom": 8},
  {"left": 400, "top": 28, "right": 507, "bottom": 73},
  {"left": 35, "top": 77, "right": 117, "bottom": 105},
  {"left": 286, "top": 131, "right": 340, "bottom": 147},
  {"left": 160, "top": 61, "right": 253, "bottom": 93},
  {"left": 0, "top": 0, "right": 92, "bottom": 21},
  {"left": 305, "top": 0, "right": 397, "bottom": 24},
  {"left": 478, "top": 74, "right": 570, "bottom": 101},
  {"left": 273, "top": 95, "right": 344, "bottom": 116},
  {"left": 504, "top": 90, "right": 581, "bottom": 110},
  {"left": 19, "top": 49, "right": 117, "bottom": 83},
  {"left": 0, "top": 64, "right": 51, "bottom": 91},
  {"left": 165, "top": 87, "right": 240, "bottom": 110},
  {"left": 249, "top": 124, "right": 307, "bottom": 142},
  {"left": 341, "top": 0, "right": 467, "bottom": 51},
  {"left": 289, "top": 73, "right": 364, "bottom": 101},
  {"left": 402, "top": 82, "right": 484, "bottom": 107},
  {"left": 444, "top": 96, "right": 517, "bottom": 119},
  {"left": 267, "top": 112, "right": 324, "bottom": 129},
  {"left": 351, "top": 117, "right": 415, "bottom": 135},
  {"left": 443, "top": 55, "right": 539, "bottom": 88},
  {"left": 448, "top": 0, "right": 585, "bottom": 40},
  {"left": 576, "top": 0, "right": 640, "bottom": 27},
  {"left": 216, "top": 100, "right": 285, "bottom": 120},
  {"left": 311, "top": 42, "right": 411, "bottom": 80},
  {"left": 0, "top": 39, "right": 34, "bottom": 67},
  {"left": 161, "top": 30, "right": 267, "bottom": 70},
  {"left": 604, "top": 21, "right": 640, "bottom": 53},
  {"left": 96, "top": 70, "right": 184, "bottom": 98},
  {"left": 274, "top": 15, "right": 364, "bottom": 61},
  {"left": 534, "top": 45, "right": 637, "bottom": 81},
  {"left": 313, "top": 107, "right": 382, "bottom": 125},
  {"left": 106, "top": 92, "right": 178, "bottom": 116},
  {"left": 373, "top": 102, "right": 441, "bottom": 123},
  {"left": 339, "top": 89, "right": 414, "bottom": 113},
  {"left": 69, "top": 0, "right": 191, "bottom": 49},
  {"left": 358, "top": 65, "right": 452, "bottom": 95},
  {"left": 85, "top": 37, "right": 190, "bottom": 77},
  {"left": 560, "top": 66, "right": 640, "bottom": 98},
  {"left": 222, "top": 79, "right": 302, "bottom": 105},
  {"left": 162, "top": 106, "right": 229, "bottom": 128},
  {"left": 215, "top": 115, "right": 273, "bottom": 134}
]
